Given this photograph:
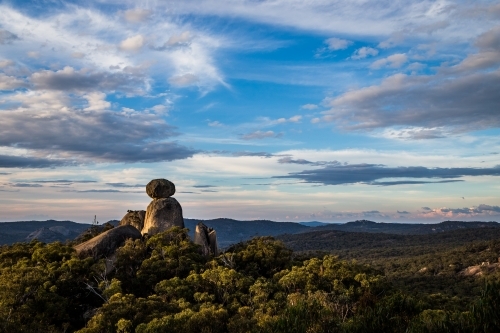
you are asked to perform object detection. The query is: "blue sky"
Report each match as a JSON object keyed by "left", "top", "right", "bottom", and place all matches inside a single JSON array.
[{"left": 0, "top": 0, "right": 499, "bottom": 223}]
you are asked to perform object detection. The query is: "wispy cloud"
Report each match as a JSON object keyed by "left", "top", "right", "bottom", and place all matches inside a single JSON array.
[
  {"left": 421, "top": 204, "right": 500, "bottom": 218},
  {"left": 241, "top": 130, "right": 282, "bottom": 140},
  {"left": 351, "top": 47, "right": 378, "bottom": 59},
  {"left": 370, "top": 53, "right": 407, "bottom": 69},
  {"left": 106, "top": 183, "right": 145, "bottom": 188}
]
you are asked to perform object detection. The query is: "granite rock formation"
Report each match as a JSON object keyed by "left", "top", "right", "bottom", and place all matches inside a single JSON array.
[
  {"left": 74, "top": 225, "right": 142, "bottom": 259},
  {"left": 194, "top": 222, "right": 219, "bottom": 256},
  {"left": 120, "top": 210, "right": 146, "bottom": 231},
  {"left": 146, "top": 179, "right": 176, "bottom": 199},
  {"left": 143, "top": 197, "right": 184, "bottom": 235}
]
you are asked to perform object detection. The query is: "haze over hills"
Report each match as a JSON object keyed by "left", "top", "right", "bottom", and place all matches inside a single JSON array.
[
  {"left": 0, "top": 220, "right": 91, "bottom": 245},
  {"left": 0, "top": 218, "right": 498, "bottom": 247},
  {"left": 183, "top": 218, "right": 310, "bottom": 248},
  {"left": 306, "top": 219, "right": 500, "bottom": 235}
]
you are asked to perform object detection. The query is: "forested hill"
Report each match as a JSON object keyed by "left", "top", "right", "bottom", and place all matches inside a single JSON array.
[
  {"left": 306, "top": 219, "right": 500, "bottom": 235},
  {"left": 278, "top": 226, "right": 500, "bottom": 310},
  {"left": 0, "top": 220, "right": 92, "bottom": 245},
  {"left": 278, "top": 226, "right": 500, "bottom": 257}
]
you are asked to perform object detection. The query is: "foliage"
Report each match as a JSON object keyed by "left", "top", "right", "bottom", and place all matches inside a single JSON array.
[{"left": 0, "top": 228, "right": 499, "bottom": 333}]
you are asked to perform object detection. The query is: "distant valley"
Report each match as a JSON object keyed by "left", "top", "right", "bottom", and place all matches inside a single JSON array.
[{"left": 0, "top": 218, "right": 498, "bottom": 247}]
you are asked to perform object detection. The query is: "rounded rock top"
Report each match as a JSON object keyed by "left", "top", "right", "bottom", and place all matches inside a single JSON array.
[{"left": 146, "top": 178, "right": 176, "bottom": 199}]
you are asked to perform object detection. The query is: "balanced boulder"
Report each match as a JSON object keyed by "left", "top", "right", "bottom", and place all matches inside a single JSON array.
[
  {"left": 74, "top": 225, "right": 142, "bottom": 259},
  {"left": 146, "top": 179, "right": 175, "bottom": 199},
  {"left": 143, "top": 197, "right": 184, "bottom": 235},
  {"left": 120, "top": 210, "right": 146, "bottom": 231},
  {"left": 194, "top": 222, "right": 219, "bottom": 256}
]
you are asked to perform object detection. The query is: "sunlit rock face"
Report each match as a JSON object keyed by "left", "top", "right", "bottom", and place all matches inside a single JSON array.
[
  {"left": 143, "top": 197, "right": 185, "bottom": 235},
  {"left": 120, "top": 210, "right": 146, "bottom": 231}
]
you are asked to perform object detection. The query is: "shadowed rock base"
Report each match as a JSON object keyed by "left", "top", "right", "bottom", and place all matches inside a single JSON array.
[{"left": 74, "top": 225, "right": 142, "bottom": 259}]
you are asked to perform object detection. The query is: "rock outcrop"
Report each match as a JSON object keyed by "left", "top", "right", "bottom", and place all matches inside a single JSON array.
[
  {"left": 194, "top": 222, "right": 219, "bottom": 256},
  {"left": 143, "top": 197, "right": 184, "bottom": 235},
  {"left": 120, "top": 210, "right": 146, "bottom": 231},
  {"left": 146, "top": 179, "right": 176, "bottom": 199},
  {"left": 74, "top": 225, "right": 141, "bottom": 259}
]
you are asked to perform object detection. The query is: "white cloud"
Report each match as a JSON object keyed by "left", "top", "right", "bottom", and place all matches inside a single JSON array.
[
  {"left": 378, "top": 31, "right": 406, "bottom": 49},
  {"left": 123, "top": 8, "right": 151, "bottom": 23},
  {"left": 208, "top": 121, "right": 223, "bottom": 127},
  {"left": 0, "top": 59, "right": 14, "bottom": 68},
  {"left": 378, "top": 127, "right": 447, "bottom": 140},
  {"left": 27, "top": 51, "right": 39, "bottom": 59},
  {"left": 166, "top": 31, "right": 192, "bottom": 47},
  {"left": 119, "top": 35, "right": 145, "bottom": 51},
  {"left": 351, "top": 47, "right": 379, "bottom": 59},
  {"left": 84, "top": 92, "right": 111, "bottom": 111},
  {"left": 151, "top": 105, "right": 169, "bottom": 115},
  {"left": 71, "top": 52, "right": 85, "bottom": 59},
  {"left": 163, "top": 0, "right": 487, "bottom": 40},
  {"left": 325, "top": 37, "right": 352, "bottom": 50},
  {"left": 301, "top": 103, "right": 318, "bottom": 110},
  {"left": 454, "top": 51, "right": 500, "bottom": 71},
  {"left": 370, "top": 53, "right": 408, "bottom": 69},
  {"left": 0, "top": 73, "right": 25, "bottom": 90},
  {"left": 407, "top": 62, "right": 426, "bottom": 71},
  {"left": 253, "top": 116, "right": 304, "bottom": 127},
  {"left": 168, "top": 73, "right": 199, "bottom": 86}
]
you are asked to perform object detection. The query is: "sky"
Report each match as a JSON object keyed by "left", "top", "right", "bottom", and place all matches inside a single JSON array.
[{"left": 0, "top": 0, "right": 499, "bottom": 224}]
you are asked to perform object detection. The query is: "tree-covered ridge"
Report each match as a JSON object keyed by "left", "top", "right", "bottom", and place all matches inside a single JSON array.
[{"left": 0, "top": 228, "right": 499, "bottom": 333}]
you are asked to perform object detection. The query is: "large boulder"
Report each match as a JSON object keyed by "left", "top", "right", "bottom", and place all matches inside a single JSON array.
[
  {"left": 120, "top": 210, "right": 146, "bottom": 231},
  {"left": 74, "top": 225, "right": 142, "bottom": 259},
  {"left": 146, "top": 179, "right": 175, "bottom": 199},
  {"left": 143, "top": 197, "right": 184, "bottom": 235},
  {"left": 194, "top": 222, "right": 219, "bottom": 256}
]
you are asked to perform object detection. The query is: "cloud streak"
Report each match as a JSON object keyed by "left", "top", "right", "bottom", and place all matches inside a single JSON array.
[
  {"left": 275, "top": 164, "right": 500, "bottom": 186},
  {"left": 241, "top": 130, "right": 282, "bottom": 140}
]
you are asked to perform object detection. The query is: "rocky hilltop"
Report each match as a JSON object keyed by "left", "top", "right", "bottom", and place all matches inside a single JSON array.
[{"left": 72, "top": 178, "right": 218, "bottom": 260}]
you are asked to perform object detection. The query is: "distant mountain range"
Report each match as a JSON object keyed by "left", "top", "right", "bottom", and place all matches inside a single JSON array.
[
  {"left": 184, "top": 218, "right": 309, "bottom": 248},
  {"left": 0, "top": 220, "right": 92, "bottom": 245},
  {"left": 305, "top": 219, "right": 500, "bottom": 235},
  {"left": 0, "top": 218, "right": 498, "bottom": 247}
]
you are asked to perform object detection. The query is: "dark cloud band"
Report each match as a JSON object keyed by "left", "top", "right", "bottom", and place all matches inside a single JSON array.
[
  {"left": 0, "top": 107, "right": 197, "bottom": 165},
  {"left": 275, "top": 163, "right": 500, "bottom": 186}
]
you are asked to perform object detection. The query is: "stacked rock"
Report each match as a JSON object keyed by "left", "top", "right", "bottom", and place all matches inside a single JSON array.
[{"left": 142, "top": 179, "right": 185, "bottom": 235}]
